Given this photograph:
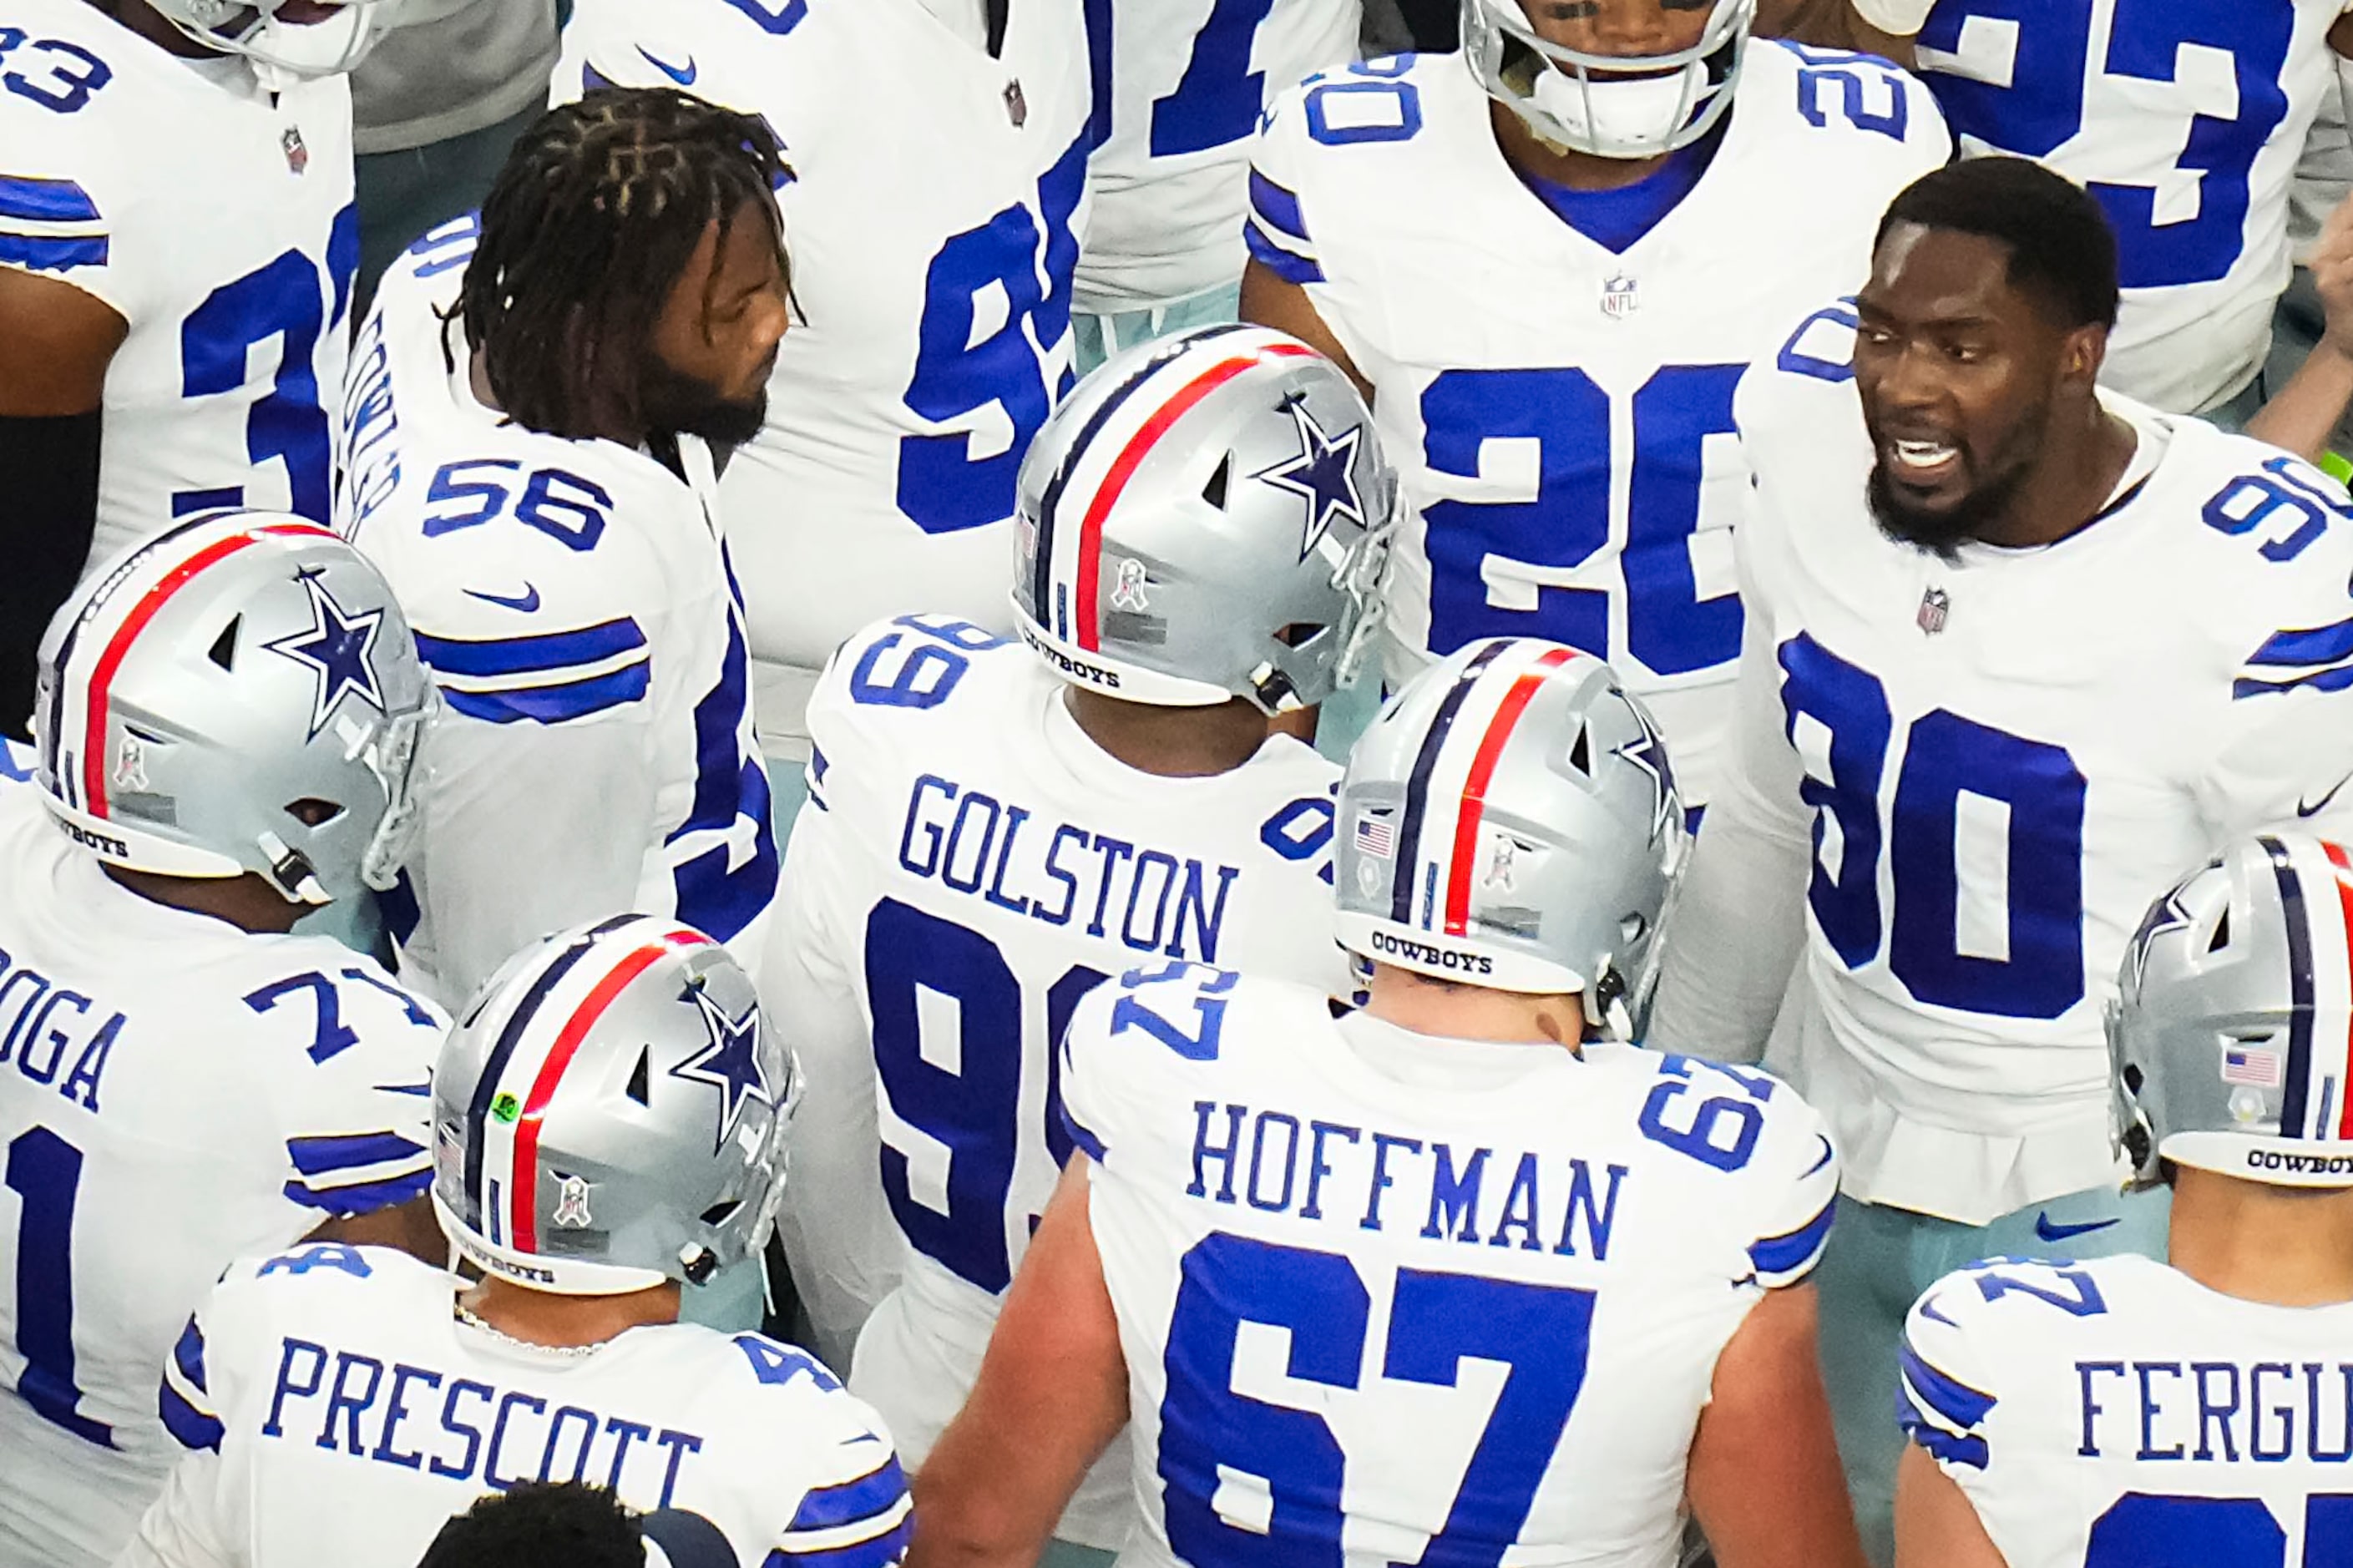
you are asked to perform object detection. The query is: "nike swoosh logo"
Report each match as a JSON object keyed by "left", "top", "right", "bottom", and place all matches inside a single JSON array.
[
  {"left": 636, "top": 45, "right": 697, "bottom": 85},
  {"left": 2033, "top": 1213, "right": 2120, "bottom": 1244},
  {"left": 2299, "top": 774, "right": 2350, "bottom": 818},
  {"left": 463, "top": 584, "right": 541, "bottom": 613}
]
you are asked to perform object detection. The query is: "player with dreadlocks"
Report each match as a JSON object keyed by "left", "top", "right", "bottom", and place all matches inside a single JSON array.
[{"left": 339, "top": 87, "right": 794, "bottom": 1009}]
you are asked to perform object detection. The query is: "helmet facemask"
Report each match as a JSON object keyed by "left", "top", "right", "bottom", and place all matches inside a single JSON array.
[
  {"left": 147, "top": 0, "right": 384, "bottom": 87},
  {"left": 1462, "top": 0, "right": 1755, "bottom": 160}
]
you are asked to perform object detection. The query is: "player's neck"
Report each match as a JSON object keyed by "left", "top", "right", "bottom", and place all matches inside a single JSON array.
[
  {"left": 1364, "top": 964, "right": 1587, "bottom": 1051},
  {"left": 99, "top": 864, "right": 304, "bottom": 934},
  {"left": 1061, "top": 687, "right": 1272, "bottom": 778},
  {"left": 1976, "top": 403, "right": 2138, "bottom": 550},
  {"left": 462, "top": 1277, "right": 683, "bottom": 1350},
  {"left": 468, "top": 352, "right": 644, "bottom": 449},
  {"left": 108, "top": 1, "right": 225, "bottom": 59},
  {"left": 2168, "top": 1170, "right": 2353, "bottom": 1308},
  {"left": 1490, "top": 101, "right": 1672, "bottom": 193}
]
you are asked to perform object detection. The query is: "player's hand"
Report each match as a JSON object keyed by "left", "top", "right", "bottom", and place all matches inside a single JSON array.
[{"left": 2312, "top": 190, "right": 2353, "bottom": 362}]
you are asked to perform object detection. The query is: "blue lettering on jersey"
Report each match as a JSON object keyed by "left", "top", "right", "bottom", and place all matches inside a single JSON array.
[
  {"left": 1914, "top": 1, "right": 2291, "bottom": 290},
  {"left": 260, "top": 1333, "right": 707, "bottom": 1500},
  {"left": 342, "top": 311, "right": 402, "bottom": 539},
  {"left": 894, "top": 773, "right": 1247, "bottom": 963},
  {"left": 1182, "top": 1097, "right": 1629, "bottom": 1261},
  {"left": 2074, "top": 1358, "right": 2353, "bottom": 1468},
  {"left": 0, "top": 946, "right": 124, "bottom": 1112}
]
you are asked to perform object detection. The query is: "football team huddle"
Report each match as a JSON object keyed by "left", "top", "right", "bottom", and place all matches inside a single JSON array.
[{"left": 4, "top": 2, "right": 2353, "bottom": 1568}]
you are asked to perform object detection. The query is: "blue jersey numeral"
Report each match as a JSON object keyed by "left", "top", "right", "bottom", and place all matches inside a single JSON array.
[
  {"left": 843, "top": 615, "right": 1010, "bottom": 711},
  {"left": 1915, "top": 0, "right": 2291, "bottom": 289},
  {"left": 1161, "top": 1232, "right": 1594, "bottom": 1566},
  {"left": 864, "top": 899, "right": 1108, "bottom": 1292},
  {"left": 1421, "top": 363, "right": 1743, "bottom": 677},
  {"left": 420, "top": 460, "right": 613, "bottom": 551},
  {"left": 1301, "top": 58, "right": 1424, "bottom": 146},
  {"left": 897, "top": 135, "right": 1086, "bottom": 536},
  {"left": 179, "top": 248, "right": 338, "bottom": 524},
  {"left": 1779, "top": 634, "right": 2088, "bottom": 1019},
  {"left": 4, "top": 1125, "right": 109, "bottom": 1446},
  {"left": 2083, "top": 1493, "right": 2353, "bottom": 1567},
  {"left": 0, "top": 30, "right": 112, "bottom": 114},
  {"left": 1151, "top": 0, "right": 1280, "bottom": 156}
]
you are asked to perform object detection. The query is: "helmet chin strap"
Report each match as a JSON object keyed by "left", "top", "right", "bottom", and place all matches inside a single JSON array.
[{"left": 257, "top": 831, "right": 332, "bottom": 905}]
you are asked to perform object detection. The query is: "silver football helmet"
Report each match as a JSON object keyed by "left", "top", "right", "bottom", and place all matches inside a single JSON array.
[
  {"left": 33, "top": 511, "right": 433, "bottom": 908},
  {"left": 1012, "top": 324, "right": 1397, "bottom": 715},
  {"left": 432, "top": 916, "right": 800, "bottom": 1296},
  {"left": 2111, "top": 835, "right": 2353, "bottom": 1190},
  {"left": 1462, "top": 0, "right": 1756, "bottom": 160},
  {"left": 1335, "top": 637, "right": 1688, "bottom": 1035},
  {"left": 146, "top": 0, "right": 386, "bottom": 84}
]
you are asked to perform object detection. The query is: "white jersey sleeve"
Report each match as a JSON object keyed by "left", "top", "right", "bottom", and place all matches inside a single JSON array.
[
  {"left": 1077, "top": 0, "right": 1359, "bottom": 312},
  {"left": 2196, "top": 449, "right": 2353, "bottom": 842},
  {"left": 767, "top": 712, "right": 902, "bottom": 1370},
  {"left": 1647, "top": 479, "right": 1819, "bottom": 1067}
]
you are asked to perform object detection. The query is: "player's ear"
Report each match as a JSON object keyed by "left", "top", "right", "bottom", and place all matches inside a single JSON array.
[{"left": 2060, "top": 321, "right": 2109, "bottom": 388}]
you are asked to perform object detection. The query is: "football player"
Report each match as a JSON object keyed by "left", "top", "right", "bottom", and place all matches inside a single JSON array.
[
  {"left": 0, "top": 0, "right": 384, "bottom": 737},
  {"left": 1241, "top": 0, "right": 1949, "bottom": 809},
  {"left": 0, "top": 513, "right": 444, "bottom": 1568},
  {"left": 908, "top": 637, "right": 1864, "bottom": 1568},
  {"left": 1897, "top": 835, "right": 2353, "bottom": 1568},
  {"left": 1651, "top": 156, "right": 2353, "bottom": 1560},
  {"left": 342, "top": 89, "right": 787, "bottom": 1009},
  {"left": 1809, "top": 0, "right": 2353, "bottom": 420},
  {"left": 767, "top": 325, "right": 1394, "bottom": 1555},
  {"left": 119, "top": 917, "right": 913, "bottom": 1568},
  {"left": 1072, "top": 0, "right": 1360, "bottom": 372},
  {"left": 550, "top": 0, "right": 1096, "bottom": 794}
]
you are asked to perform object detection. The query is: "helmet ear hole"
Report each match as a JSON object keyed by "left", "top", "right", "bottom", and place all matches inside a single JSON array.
[
  {"left": 2208, "top": 910, "right": 2230, "bottom": 953},
  {"left": 1567, "top": 724, "right": 1591, "bottom": 776},
  {"left": 625, "top": 1046, "right": 652, "bottom": 1107},
  {"left": 699, "top": 1199, "right": 742, "bottom": 1226},
  {"left": 1202, "top": 453, "right": 1232, "bottom": 510},
  {"left": 286, "top": 797, "right": 343, "bottom": 827},
  {"left": 206, "top": 617, "right": 240, "bottom": 671}
]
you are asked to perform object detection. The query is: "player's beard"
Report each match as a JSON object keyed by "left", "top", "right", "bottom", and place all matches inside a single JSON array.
[
  {"left": 1865, "top": 404, "right": 2047, "bottom": 560},
  {"left": 640, "top": 358, "right": 770, "bottom": 450}
]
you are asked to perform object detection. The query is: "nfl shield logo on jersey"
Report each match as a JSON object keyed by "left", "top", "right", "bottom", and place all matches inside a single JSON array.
[
  {"left": 1004, "top": 79, "right": 1028, "bottom": 128},
  {"left": 281, "top": 126, "right": 309, "bottom": 175},
  {"left": 1600, "top": 274, "right": 1639, "bottom": 321},
  {"left": 1917, "top": 587, "right": 1951, "bottom": 635}
]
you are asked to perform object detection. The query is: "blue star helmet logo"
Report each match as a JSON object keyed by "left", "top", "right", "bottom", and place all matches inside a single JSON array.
[
  {"left": 670, "top": 983, "right": 773, "bottom": 1155},
  {"left": 2122, "top": 886, "right": 2195, "bottom": 996},
  {"left": 1252, "top": 392, "right": 1368, "bottom": 562},
  {"left": 1611, "top": 698, "right": 1678, "bottom": 841},
  {"left": 263, "top": 569, "right": 389, "bottom": 741}
]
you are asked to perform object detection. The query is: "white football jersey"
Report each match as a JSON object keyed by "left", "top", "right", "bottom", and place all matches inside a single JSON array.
[
  {"left": 1060, "top": 968, "right": 1839, "bottom": 1568},
  {"left": 0, "top": 789, "right": 443, "bottom": 1568},
  {"left": 0, "top": 0, "right": 354, "bottom": 566},
  {"left": 767, "top": 615, "right": 1353, "bottom": 1545},
  {"left": 1246, "top": 44, "right": 1948, "bottom": 805},
  {"left": 121, "top": 1243, "right": 910, "bottom": 1568},
  {"left": 339, "top": 224, "right": 777, "bottom": 1009},
  {"left": 1713, "top": 316, "right": 2353, "bottom": 1222},
  {"left": 552, "top": 0, "right": 1093, "bottom": 671},
  {"left": 1076, "top": 0, "right": 1359, "bottom": 313},
  {"left": 1900, "top": 1252, "right": 2353, "bottom": 1568},
  {"left": 1858, "top": 0, "right": 2353, "bottom": 413}
]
